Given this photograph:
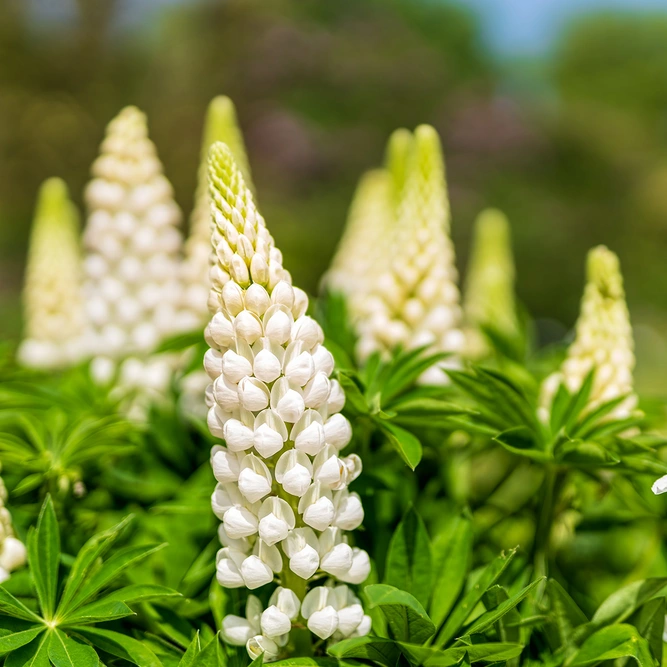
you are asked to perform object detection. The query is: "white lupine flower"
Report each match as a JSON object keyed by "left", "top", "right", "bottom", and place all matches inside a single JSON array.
[
  {"left": 540, "top": 246, "right": 637, "bottom": 424},
  {"left": 205, "top": 142, "right": 369, "bottom": 656},
  {"left": 330, "top": 585, "right": 371, "bottom": 639},
  {"left": 301, "top": 587, "right": 339, "bottom": 639},
  {"left": 652, "top": 475, "right": 667, "bottom": 495},
  {"left": 355, "top": 126, "right": 464, "bottom": 381},
  {"left": 0, "top": 472, "right": 27, "bottom": 584},
  {"left": 463, "top": 208, "right": 520, "bottom": 359},
  {"left": 82, "top": 106, "right": 191, "bottom": 405},
  {"left": 18, "top": 178, "right": 85, "bottom": 370},
  {"left": 222, "top": 595, "right": 261, "bottom": 645}
]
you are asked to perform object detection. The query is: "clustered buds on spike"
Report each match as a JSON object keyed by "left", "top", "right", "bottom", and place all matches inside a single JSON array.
[
  {"left": 0, "top": 468, "right": 26, "bottom": 584},
  {"left": 540, "top": 246, "right": 637, "bottom": 423},
  {"left": 205, "top": 142, "right": 370, "bottom": 661},
  {"left": 82, "top": 106, "right": 194, "bottom": 387},
  {"left": 463, "top": 208, "right": 520, "bottom": 359},
  {"left": 17, "top": 178, "right": 85, "bottom": 370},
  {"left": 355, "top": 125, "right": 464, "bottom": 381}
]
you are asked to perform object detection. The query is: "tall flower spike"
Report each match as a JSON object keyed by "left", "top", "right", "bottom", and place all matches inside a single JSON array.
[
  {"left": 182, "top": 96, "right": 254, "bottom": 327},
  {"left": 325, "top": 129, "right": 411, "bottom": 324},
  {"left": 17, "top": 178, "right": 85, "bottom": 369},
  {"left": 463, "top": 208, "right": 519, "bottom": 358},
  {"left": 540, "top": 246, "right": 636, "bottom": 424},
  {"left": 206, "top": 143, "right": 370, "bottom": 661},
  {"left": 82, "top": 106, "right": 190, "bottom": 390},
  {"left": 0, "top": 466, "right": 27, "bottom": 584},
  {"left": 356, "top": 125, "right": 465, "bottom": 380}
]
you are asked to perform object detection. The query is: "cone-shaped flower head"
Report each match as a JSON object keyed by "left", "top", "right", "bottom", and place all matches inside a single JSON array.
[
  {"left": 540, "top": 246, "right": 636, "bottom": 422},
  {"left": 356, "top": 125, "right": 464, "bottom": 377},
  {"left": 0, "top": 466, "right": 27, "bottom": 584},
  {"left": 463, "top": 208, "right": 519, "bottom": 358},
  {"left": 325, "top": 129, "right": 411, "bottom": 323},
  {"left": 82, "top": 106, "right": 191, "bottom": 389},
  {"left": 206, "top": 142, "right": 369, "bottom": 661},
  {"left": 18, "top": 178, "right": 85, "bottom": 369},
  {"left": 182, "top": 96, "right": 254, "bottom": 326}
]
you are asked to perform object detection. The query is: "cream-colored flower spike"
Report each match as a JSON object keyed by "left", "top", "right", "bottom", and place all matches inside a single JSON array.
[
  {"left": 0, "top": 466, "right": 27, "bottom": 584},
  {"left": 82, "top": 106, "right": 192, "bottom": 387},
  {"left": 540, "top": 246, "right": 636, "bottom": 423},
  {"left": 463, "top": 208, "right": 519, "bottom": 358},
  {"left": 18, "top": 178, "right": 85, "bottom": 369},
  {"left": 206, "top": 143, "right": 370, "bottom": 661},
  {"left": 182, "top": 96, "right": 253, "bottom": 326},
  {"left": 356, "top": 125, "right": 464, "bottom": 380}
]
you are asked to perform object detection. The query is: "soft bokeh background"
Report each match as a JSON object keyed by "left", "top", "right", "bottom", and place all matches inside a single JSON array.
[{"left": 2, "top": 0, "right": 667, "bottom": 392}]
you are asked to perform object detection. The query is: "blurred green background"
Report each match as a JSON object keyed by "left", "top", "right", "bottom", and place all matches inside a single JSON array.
[{"left": 2, "top": 0, "right": 667, "bottom": 393}]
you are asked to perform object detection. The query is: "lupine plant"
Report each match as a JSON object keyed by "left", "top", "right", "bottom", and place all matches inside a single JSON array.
[{"left": 2, "top": 98, "right": 667, "bottom": 667}]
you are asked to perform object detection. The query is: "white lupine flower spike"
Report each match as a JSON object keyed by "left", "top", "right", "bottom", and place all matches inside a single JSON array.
[
  {"left": 18, "top": 178, "right": 85, "bottom": 370},
  {"left": 0, "top": 466, "right": 27, "bottom": 584},
  {"left": 355, "top": 125, "right": 464, "bottom": 381},
  {"left": 82, "top": 106, "right": 192, "bottom": 412},
  {"left": 463, "top": 208, "right": 520, "bottom": 359},
  {"left": 206, "top": 142, "right": 369, "bottom": 660},
  {"left": 540, "top": 246, "right": 637, "bottom": 425}
]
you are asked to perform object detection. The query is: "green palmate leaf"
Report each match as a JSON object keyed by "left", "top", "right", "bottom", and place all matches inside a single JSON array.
[
  {"left": 71, "top": 626, "right": 163, "bottom": 667},
  {"left": 336, "top": 372, "right": 370, "bottom": 415},
  {"left": 629, "top": 597, "right": 665, "bottom": 662},
  {"left": 0, "top": 586, "right": 43, "bottom": 622},
  {"left": 191, "top": 633, "right": 224, "bottom": 667},
  {"left": 462, "top": 578, "right": 543, "bottom": 637},
  {"left": 385, "top": 508, "right": 433, "bottom": 609},
  {"left": 102, "top": 584, "right": 181, "bottom": 605},
  {"left": 328, "top": 636, "right": 401, "bottom": 667},
  {"left": 494, "top": 426, "right": 549, "bottom": 462},
  {"left": 48, "top": 629, "right": 99, "bottom": 667},
  {"left": 561, "top": 369, "right": 595, "bottom": 434},
  {"left": 27, "top": 496, "right": 60, "bottom": 619},
  {"left": 66, "top": 543, "right": 166, "bottom": 611},
  {"left": 0, "top": 625, "right": 45, "bottom": 653},
  {"left": 382, "top": 350, "right": 451, "bottom": 403},
  {"left": 553, "top": 440, "right": 619, "bottom": 467},
  {"left": 619, "top": 454, "right": 667, "bottom": 475},
  {"left": 57, "top": 515, "right": 134, "bottom": 615},
  {"left": 365, "top": 584, "right": 435, "bottom": 644},
  {"left": 430, "top": 514, "right": 473, "bottom": 629},
  {"left": 378, "top": 421, "right": 423, "bottom": 469},
  {"left": 434, "top": 548, "right": 517, "bottom": 648},
  {"left": 178, "top": 631, "right": 201, "bottom": 667},
  {"left": 570, "top": 624, "right": 653, "bottom": 667},
  {"left": 398, "top": 641, "right": 524, "bottom": 666},
  {"left": 480, "top": 586, "right": 520, "bottom": 643},
  {"left": 62, "top": 599, "right": 135, "bottom": 625},
  {"left": 546, "top": 580, "right": 588, "bottom": 648},
  {"left": 589, "top": 578, "right": 667, "bottom": 630},
  {"left": 4, "top": 632, "right": 50, "bottom": 667},
  {"left": 570, "top": 394, "right": 632, "bottom": 439},
  {"left": 548, "top": 383, "right": 572, "bottom": 436},
  {"left": 476, "top": 368, "right": 539, "bottom": 432},
  {"left": 272, "top": 659, "right": 348, "bottom": 666}
]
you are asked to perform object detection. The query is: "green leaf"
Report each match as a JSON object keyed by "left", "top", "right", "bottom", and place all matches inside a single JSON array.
[
  {"left": 590, "top": 578, "right": 667, "bottom": 629},
  {"left": 365, "top": 584, "right": 435, "bottom": 644},
  {"left": 178, "top": 631, "right": 200, "bottom": 667},
  {"left": 48, "top": 629, "right": 99, "bottom": 667},
  {"left": 570, "top": 624, "right": 653, "bottom": 667},
  {"left": 385, "top": 508, "right": 433, "bottom": 609},
  {"left": 57, "top": 515, "right": 134, "bottom": 616},
  {"left": 0, "top": 626, "right": 45, "bottom": 653},
  {"left": 61, "top": 599, "right": 135, "bottom": 625},
  {"left": 546, "top": 580, "right": 588, "bottom": 648},
  {"left": 155, "top": 330, "right": 204, "bottom": 353},
  {"left": 462, "top": 578, "right": 543, "bottom": 637},
  {"left": 559, "top": 369, "right": 595, "bottom": 434},
  {"left": 190, "top": 633, "right": 223, "bottom": 667},
  {"left": 4, "top": 632, "right": 50, "bottom": 667},
  {"left": 553, "top": 440, "right": 619, "bottom": 467},
  {"left": 71, "top": 626, "right": 163, "bottom": 667},
  {"left": 0, "top": 587, "right": 43, "bottom": 622},
  {"left": 336, "top": 372, "right": 370, "bottom": 415},
  {"left": 494, "top": 427, "right": 549, "bottom": 462},
  {"left": 434, "top": 548, "right": 517, "bottom": 648},
  {"left": 66, "top": 543, "right": 165, "bottom": 611},
  {"left": 398, "top": 641, "right": 524, "bottom": 666},
  {"left": 430, "top": 515, "right": 473, "bottom": 629},
  {"left": 102, "top": 584, "right": 182, "bottom": 605},
  {"left": 378, "top": 421, "right": 422, "bottom": 469},
  {"left": 629, "top": 597, "right": 665, "bottom": 662},
  {"left": 27, "top": 496, "right": 60, "bottom": 618},
  {"left": 327, "top": 636, "right": 401, "bottom": 667}
]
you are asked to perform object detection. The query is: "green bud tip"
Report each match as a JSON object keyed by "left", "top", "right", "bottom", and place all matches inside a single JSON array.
[
  {"left": 586, "top": 245, "right": 623, "bottom": 300},
  {"left": 35, "top": 178, "right": 78, "bottom": 230}
]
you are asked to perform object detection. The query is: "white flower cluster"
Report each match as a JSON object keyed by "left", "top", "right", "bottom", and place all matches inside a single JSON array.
[
  {"left": 540, "top": 246, "right": 636, "bottom": 423},
  {"left": 205, "top": 142, "right": 370, "bottom": 661},
  {"left": 355, "top": 125, "right": 464, "bottom": 381},
  {"left": 17, "top": 178, "right": 85, "bottom": 370},
  {"left": 222, "top": 586, "right": 370, "bottom": 661},
  {"left": 0, "top": 470, "right": 27, "bottom": 584},
  {"left": 82, "top": 106, "right": 195, "bottom": 387}
]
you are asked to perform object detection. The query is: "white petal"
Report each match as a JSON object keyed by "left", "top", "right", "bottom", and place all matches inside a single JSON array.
[
  {"left": 333, "top": 490, "right": 364, "bottom": 530},
  {"left": 0, "top": 537, "right": 26, "bottom": 572},
  {"left": 245, "top": 283, "right": 271, "bottom": 316},
  {"left": 223, "top": 506, "right": 259, "bottom": 539},
  {"left": 216, "top": 557, "right": 245, "bottom": 588},
  {"left": 222, "top": 615, "right": 254, "bottom": 645},
  {"left": 652, "top": 474, "right": 667, "bottom": 495},
  {"left": 222, "top": 349, "right": 253, "bottom": 383},
  {"left": 311, "top": 345, "right": 335, "bottom": 376},
  {"left": 253, "top": 424, "right": 285, "bottom": 458},
  {"left": 338, "top": 548, "right": 371, "bottom": 585},
  {"left": 208, "top": 312, "right": 235, "bottom": 347},
  {"left": 264, "top": 305, "right": 294, "bottom": 345},
  {"left": 207, "top": 405, "right": 232, "bottom": 438},
  {"left": 291, "top": 316, "right": 324, "bottom": 349},
  {"left": 223, "top": 419, "right": 255, "bottom": 452},
  {"left": 353, "top": 615, "right": 372, "bottom": 637},
  {"left": 211, "top": 447, "right": 241, "bottom": 483},
  {"left": 337, "top": 604, "right": 365, "bottom": 637},
  {"left": 289, "top": 545, "right": 320, "bottom": 579},
  {"left": 320, "top": 543, "right": 353, "bottom": 577},
  {"left": 246, "top": 635, "right": 279, "bottom": 662},
  {"left": 261, "top": 606, "right": 291, "bottom": 638},
  {"left": 302, "top": 496, "right": 335, "bottom": 531},
  {"left": 284, "top": 351, "right": 314, "bottom": 387},
  {"left": 213, "top": 376, "right": 240, "bottom": 412},
  {"left": 238, "top": 469, "right": 272, "bottom": 504},
  {"left": 303, "top": 372, "right": 331, "bottom": 409},
  {"left": 324, "top": 414, "right": 353, "bottom": 450},
  {"left": 269, "top": 587, "right": 301, "bottom": 620},
  {"left": 327, "top": 379, "right": 346, "bottom": 414},
  {"left": 254, "top": 349, "right": 282, "bottom": 384},
  {"left": 292, "top": 287, "right": 309, "bottom": 319},
  {"left": 222, "top": 280, "right": 245, "bottom": 315},
  {"left": 204, "top": 348, "right": 224, "bottom": 380},
  {"left": 235, "top": 310, "right": 263, "bottom": 344},
  {"left": 308, "top": 607, "right": 339, "bottom": 640},
  {"left": 241, "top": 556, "right": 274, "bottom": 589},
  {"left": 258, "top": 514, "right": 290, "bottom": 546},
  {"left": 238, "top": 377, "right": 270, "bottom": 412}
]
